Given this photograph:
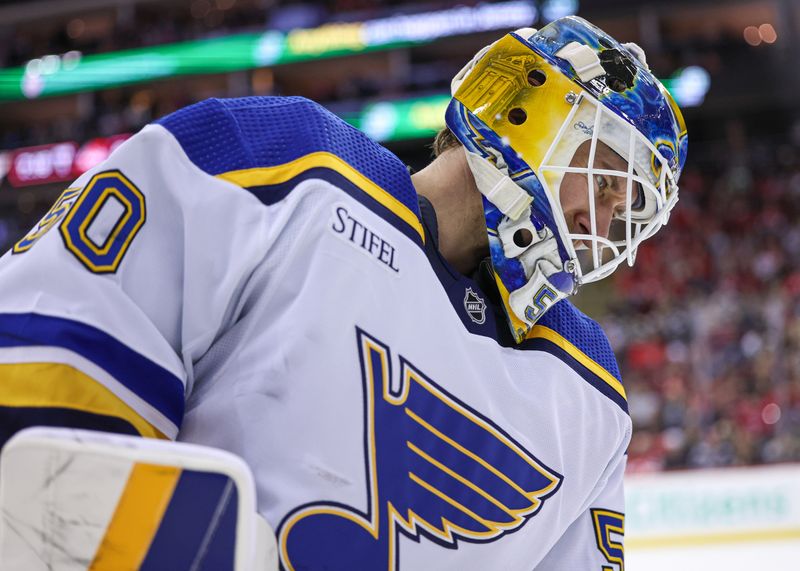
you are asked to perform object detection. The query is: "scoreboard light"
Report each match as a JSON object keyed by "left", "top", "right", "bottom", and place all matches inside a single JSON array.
[
  {"left": 540, "top": 0, "right": 579, "bottom": 22},
  {"left": 663, "top": 66, "right": 711, "bottom": 108},
  {"left": 354, "top": 94, "right": 451, "bottom": 142}
]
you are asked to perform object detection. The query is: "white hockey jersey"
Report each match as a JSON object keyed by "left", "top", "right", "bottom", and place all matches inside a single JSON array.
[{"left": 0, "top": 96, "right": 630, "bottom": 570}]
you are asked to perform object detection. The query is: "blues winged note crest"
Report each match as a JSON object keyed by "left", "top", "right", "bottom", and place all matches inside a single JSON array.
[{"left": 278, "top": 328, "right": 563, "bottom": 569}]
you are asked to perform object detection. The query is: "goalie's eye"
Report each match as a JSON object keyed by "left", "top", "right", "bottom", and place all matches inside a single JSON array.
[{"left": 594, "top": 174, "right": 609, "bottom": 191}]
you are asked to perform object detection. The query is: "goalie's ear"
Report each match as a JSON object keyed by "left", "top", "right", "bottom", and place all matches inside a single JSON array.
[{"left": 0, "top": 427, "right": 278, "bottom": 571}]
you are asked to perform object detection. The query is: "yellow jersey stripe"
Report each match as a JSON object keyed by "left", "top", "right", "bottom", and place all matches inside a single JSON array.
[
  {"left": 467, "top": 262, "right": 625, "bottom": 402},
  {"left": 0, "top": 362, "right": 166, "bottom": 439},
  {"left": 492, "top": 275, "right": 529, "bottom": 343},
  {"left": 216, "top": 151, "right": 425, "bottom": 243},
  {"left": 528, "top": 325, "right": 627, "bottom": 401},
  {"left": 89, "top": 463, "right": 181, "bottom": 570}
]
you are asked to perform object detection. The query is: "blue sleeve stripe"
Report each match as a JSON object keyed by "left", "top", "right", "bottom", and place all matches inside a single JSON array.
[
  {"left": 0, "top": 313, "right": 184, "bottom": 428},
  {"left": 0, "top": 405, "right": 141, "bottom": 451},
  {"left": 216, "top": 151, "right": 425, "bottom": 247},
  {"left": 524, "top": 334, "right": 628, "bottom": 414}
]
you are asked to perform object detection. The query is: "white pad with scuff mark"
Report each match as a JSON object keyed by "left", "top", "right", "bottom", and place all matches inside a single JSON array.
[{"left": 0, "top": 427, "right": 277, "bottom": 571}]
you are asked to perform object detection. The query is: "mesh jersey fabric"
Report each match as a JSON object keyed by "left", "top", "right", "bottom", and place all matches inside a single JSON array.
[
  {"left": 156, "top": 96, "right": 421, "bottom": 221},
  {"left": 533, "top": 299, "right": 622, "bottom": 382}
]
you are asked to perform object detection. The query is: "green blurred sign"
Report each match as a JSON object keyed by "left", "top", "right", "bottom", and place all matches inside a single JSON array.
[
  {"left": 349, "top": 94, "right": 450, "bottom": 141},
  {"left": 0, "top": 31, "right": 409, "bottom": 101},
  {"left": 0, "top": 1, "right": 537, "bottom": 102}
]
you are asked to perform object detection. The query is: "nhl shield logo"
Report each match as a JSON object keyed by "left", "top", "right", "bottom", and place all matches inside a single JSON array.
[{"left": 464, "top": 287, "right": 486, "bottom": 325}]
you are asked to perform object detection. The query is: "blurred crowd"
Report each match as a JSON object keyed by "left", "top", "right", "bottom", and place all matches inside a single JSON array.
[
  {"left": 1, "top": 0, "right": 268, "bottom": 69},
  {"left": 605, "top": 138, "right": 800, "bottom": 472},
  {"left": 0, "top": 0, "right": 451, "bottom": 152},
  {"left": 0, "top": 0, "right": 432, "bottom": 69},
  {"left": 0, "top": 90, "right": 188, "bottom": 153},
  {"left": 0, "top": 68, "right": 414, "bottom": 152}
]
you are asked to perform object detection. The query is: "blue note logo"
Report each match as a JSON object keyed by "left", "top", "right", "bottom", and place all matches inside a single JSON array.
[{"left": 277, "top": 329, "right": 563, "bottom": 570}]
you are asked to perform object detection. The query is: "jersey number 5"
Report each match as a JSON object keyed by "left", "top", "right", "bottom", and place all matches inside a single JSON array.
[{"left": 591, "top": 508, "right": 624, "bottom": 571}]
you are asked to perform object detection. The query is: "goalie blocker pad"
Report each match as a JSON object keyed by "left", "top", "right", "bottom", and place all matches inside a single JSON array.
[{"left": 0, "top": 427, "right": 278, "bottom": 571}]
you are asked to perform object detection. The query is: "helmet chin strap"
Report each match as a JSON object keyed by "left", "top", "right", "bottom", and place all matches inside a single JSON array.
[
  {"left": 464, "top": 149, "right": 531, "bottom": 220},
  {"left": 510, "top": 260, "right": 571, "bottom": 328},
  {"left": 464, "top": 147, "right": 575, "bottom": 334},
  {"left": 498, "top": 209, "right": 573, "bottom": 330}
]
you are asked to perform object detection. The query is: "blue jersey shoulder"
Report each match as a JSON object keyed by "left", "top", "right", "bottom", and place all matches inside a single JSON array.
[
  {"left": 157, "top": 96, "right": 423, "bottom": 244},
  {"left": 524, "top": 300, "right": 627, "bottom": 413}
]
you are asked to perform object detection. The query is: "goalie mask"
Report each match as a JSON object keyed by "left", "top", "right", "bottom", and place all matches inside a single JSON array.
[{"left": 445, "top": 16, "right": 688, "bottom": 343}]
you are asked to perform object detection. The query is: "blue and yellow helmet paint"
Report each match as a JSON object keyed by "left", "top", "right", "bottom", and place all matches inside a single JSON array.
[{"left": 445, "top": 16, "right": 687, "bottom": 342}]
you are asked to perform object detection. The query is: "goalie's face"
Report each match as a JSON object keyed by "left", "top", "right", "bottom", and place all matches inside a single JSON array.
[{"left": 559, "top": 139, "right": 639, "bottom": 245}]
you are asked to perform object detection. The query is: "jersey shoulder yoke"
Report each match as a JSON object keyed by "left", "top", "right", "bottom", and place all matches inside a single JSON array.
[
  {"left": 157, "top": 96, "right": 423, "bottom": 244},
  {"left": 524, "top": 300, "right": 627, "bottom": 413}
]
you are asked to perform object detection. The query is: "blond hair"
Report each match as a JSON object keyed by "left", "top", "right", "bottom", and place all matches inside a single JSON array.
[{"left": 431, "top": 126, "right": 462, "bottom": 157}]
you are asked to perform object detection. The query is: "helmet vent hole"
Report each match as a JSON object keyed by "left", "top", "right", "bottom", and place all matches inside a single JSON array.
[
  {"left": 508, "top": 108, "right": 527, "bottom": 125},
  {"left": 608, "top": 77, "right": 628, "bottom": 92},
  {"left": 527, "top": 69, "right": 547, "bottom": 87},
  {"left": 513, "top": 228, "right": 534, "bottom": 248}
]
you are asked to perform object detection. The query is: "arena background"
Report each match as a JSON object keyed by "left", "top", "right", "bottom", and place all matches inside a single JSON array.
[{"left": 1, "top": 0, "right": 799, "bottom": 567}]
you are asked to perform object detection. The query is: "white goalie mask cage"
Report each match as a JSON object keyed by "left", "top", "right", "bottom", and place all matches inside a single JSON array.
[{"left": 538, "top": 91, "right": 679, "bottom": 285}]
